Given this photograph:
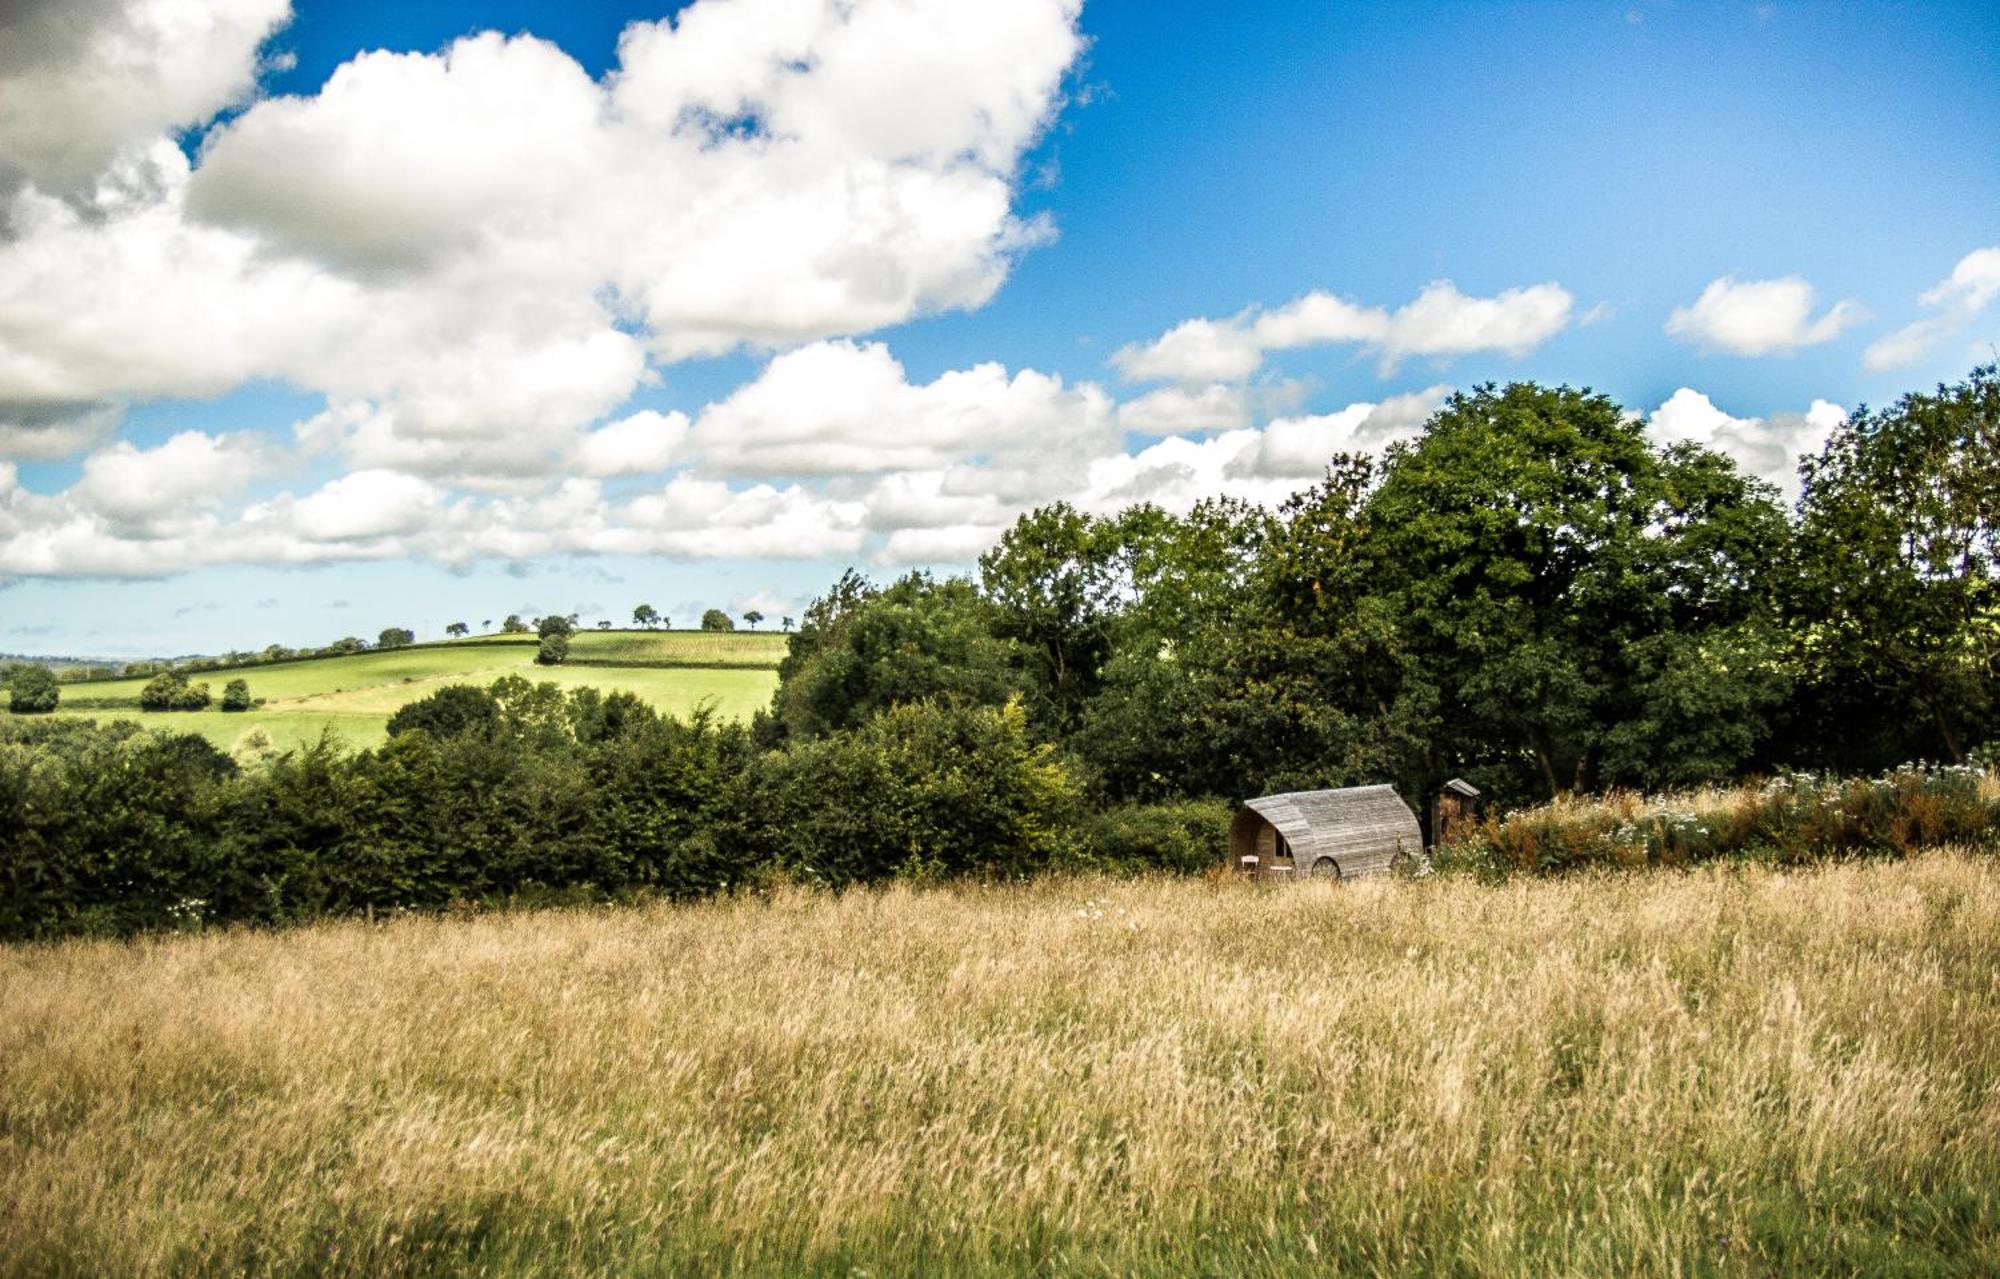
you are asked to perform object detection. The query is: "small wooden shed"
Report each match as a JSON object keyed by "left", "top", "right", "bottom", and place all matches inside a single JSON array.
[{"left": 1228, "top": 785, "right": 1424, "bottom": 880}]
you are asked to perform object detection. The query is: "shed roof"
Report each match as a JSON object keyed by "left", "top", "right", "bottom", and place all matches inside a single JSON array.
[
  {"left": 1442, "top": 777, "right": 1481, "bottom": 798},
  {"left": 1242, "top": 784, "right": 1422, "bottom": 875}
]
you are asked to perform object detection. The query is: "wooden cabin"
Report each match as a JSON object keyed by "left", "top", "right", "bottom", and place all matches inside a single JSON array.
[{"left": 1228, "top": 785, "right": 1423, "bottom": 880}]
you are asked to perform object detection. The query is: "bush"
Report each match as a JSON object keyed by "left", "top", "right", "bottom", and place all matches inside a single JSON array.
[
  {"left": 220, "top": 678, "right": 252, "bottom": 711},
  {"left": 1434, "top": 765, "right": 2000, "bottom": 878},
  {"left": 700, "top": 608, "right": 734, "bottom": 632},
  {"left": 536, "top": 634, "right": 570, "bottom": 666},
  {"left": 746, "top": 698, "right": 1083, "bottom": 886},
  {"left": 387, "top": 684, "right": 501, "bottom": 740},
  {"left": 1079, "top": 798, "right": 1233, "bottom": 873},
  {"left": 6, "top": 664, "right": 59, "bottom": 713}
]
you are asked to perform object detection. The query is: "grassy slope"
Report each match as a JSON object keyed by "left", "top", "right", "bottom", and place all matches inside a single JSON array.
[
  {"left": 22, "top": 630, "right": 785, "bottom": 750},
  {"left": 3, "top": 853, "right": 1996, "bottom": 1276}
]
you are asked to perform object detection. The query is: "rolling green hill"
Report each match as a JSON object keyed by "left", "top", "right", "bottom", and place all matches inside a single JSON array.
[{"left": 19, "top": 630, "right": 787, "bottom": 752}]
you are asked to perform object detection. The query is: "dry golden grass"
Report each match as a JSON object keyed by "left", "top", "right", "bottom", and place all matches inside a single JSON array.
[{"left": 3, "top": 853, "right": 1998, "bottom": 1276}]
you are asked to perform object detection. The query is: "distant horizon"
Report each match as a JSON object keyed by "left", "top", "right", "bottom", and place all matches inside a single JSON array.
[{"left": 3, "top": 0, "right": 1997, "bottom": 656}]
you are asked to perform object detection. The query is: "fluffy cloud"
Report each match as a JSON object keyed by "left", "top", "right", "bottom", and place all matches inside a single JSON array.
[
  {"left": 1665, "top": 275, "right": 1865, "bottom": 357},
  {"left": 1646, "top": 387, "right": 1845, "bottom": 495},
  {"left": 1227, "top": 386, "right": 1452, "bottom": 478},
  {"left": 0, "top": 0, "right": 1085, "bottom": 486},
  {"left": 1113, "top": 281, "right": 1573, "bottom": 384},
  {"left": 685, "top": 339, "right": 1117, "bottom": 480},
  {"left": 575, "top": 411, "right": 690, "bottom": 479},
  {"left": 70, "top": 429, "right": 278, "bottom": 525},
  {"left": 1863, "top": 247, "right": 2000, "bottom": 371},
  {"left": 0, "top": 0, "right": 290, "bottom": 195}
]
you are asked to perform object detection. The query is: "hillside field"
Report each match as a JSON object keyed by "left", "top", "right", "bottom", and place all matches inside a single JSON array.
[
  {"left": 15, "top": 630, "right": 786, "bottom": 750},
  {"left": 3, "top": 852, "right": 1996, "bottom": 1276}
]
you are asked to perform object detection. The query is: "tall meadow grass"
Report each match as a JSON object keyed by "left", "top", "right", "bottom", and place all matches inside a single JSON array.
[{"left": 3, "top": 853, "right": 1997, "bottom": 1274}]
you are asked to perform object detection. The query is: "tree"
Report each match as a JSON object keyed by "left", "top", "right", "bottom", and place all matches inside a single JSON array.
[
  {"left": 597, "top": 619, "right": 612, "bottom": 630},
  {"left": 501, "top": 614, "right": 530, "bottom": 634},
  {"left": 764, "top": 572, "right": 1025, "bottom": 744},
  {"left": 141, "top": 670, "right": 213, "bottom": 711},
  {"left": 1789, "top": 364, "right": 1999, "bottom": 765},
  {"left": 782, "top": 616, "right": 795, "bottom": 632},
  {"left": 220, "top": 678, "right": 252, "bottom": 712},
  {"left": 446, "top": 622, "right": 470, "bottom": 639},
  {"left": 536, "top": 614, "right": 576, "bottom": 640},
  {"left": 1363, "top": 382, "right": 1790, "bottom": 798},
  {"left": 633, "top": 603, "right": 659, "bottom": 629},
  {"left": 537, "top": 633, "right": 570, "bottom": 665},
  {"left": 743, "top": 609, "right": 765, "bottom": 629},
  {"left": 6, "top": 664, "right": 58, "bottom": 714},
  {"left": 386, "top": 684, "right": 501, "bottom": 740},
  {"left": 482, "top": 618, "right": 493, "bottom": 632},
  {"left": 701, "top": 608, "right": 735, "bottom": 632},
  {"left": 979, "top": 502, "right": 1128, "bottom": 733},
  {"left": 378, "top": 627, "right": 415, "bottom": 649},
  {"left": 325, "top": 636, "right": 367, "bottom": 655}
]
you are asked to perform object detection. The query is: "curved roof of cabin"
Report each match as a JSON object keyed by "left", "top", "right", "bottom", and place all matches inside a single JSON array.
[{"left": 1239, "top": 785, "right": 1422, "bottom": 870}]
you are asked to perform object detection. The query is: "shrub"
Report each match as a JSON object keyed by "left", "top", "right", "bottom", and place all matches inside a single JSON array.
[
  {"left": 536, "top": 633, "right": 570, "bottom": 666},
  {"left": 140, "top": 670, "right": 186, "bottom": 710},
  {"left": 1434, "top": 764, "right": 2000, "bottom": 878},
  {"left": 220, "top": 678, "right": 252, "bottom": 711},
  {"left": 386, "top": 684, "right": 501, "bottom": 740},
  {"left": 1080, "top": 798, "right": 1233, "bottom": 873},
  {"left": 6, "top": 664, "right": 59, "bottom": 713},
  {"left": 746, "top": 698, "right": 1083, "bottom": 886}
]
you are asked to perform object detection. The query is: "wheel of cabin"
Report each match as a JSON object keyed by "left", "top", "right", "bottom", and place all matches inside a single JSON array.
[{"left": 1309, "top": 857, "right": 1341, "bottom": 880}]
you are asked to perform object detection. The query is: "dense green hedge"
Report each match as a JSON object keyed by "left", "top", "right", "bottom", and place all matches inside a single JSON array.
[{"left": 0, "top": 682, "right": 1219, "bottom": 940}]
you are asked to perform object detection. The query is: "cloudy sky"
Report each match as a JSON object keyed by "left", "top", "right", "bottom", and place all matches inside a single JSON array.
[{"left": 1, "top": 0, "right": 1996, "bottom": 657}]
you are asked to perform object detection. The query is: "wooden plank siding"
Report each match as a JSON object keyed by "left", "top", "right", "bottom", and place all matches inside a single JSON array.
[{"left": 1229, "top": 785, "right": 1424, "bottom": 880}]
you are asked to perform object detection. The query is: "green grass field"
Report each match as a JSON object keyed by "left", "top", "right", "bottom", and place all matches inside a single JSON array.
[
  {"left": 3, "top": 852, "right": 1995, "bottom": 1275},
  {"left": 21, "top": 630, "right": 785, "bottom": 751}
]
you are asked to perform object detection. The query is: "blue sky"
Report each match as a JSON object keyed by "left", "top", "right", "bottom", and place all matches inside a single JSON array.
[{"left": 1, "top": 0, "right": 1995, "bottom": 657}]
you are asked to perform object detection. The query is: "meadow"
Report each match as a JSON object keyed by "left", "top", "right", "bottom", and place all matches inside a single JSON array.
[
  {"left": 25, "top": 630, "right": 785, "bottom": 749},
  {"left": 2, "top": 852, "right": 1995, "bottom": 1276}
]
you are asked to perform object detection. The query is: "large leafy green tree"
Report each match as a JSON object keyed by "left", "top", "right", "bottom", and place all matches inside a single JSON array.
[
  {"left": 1363, "top": 382, "right": 1790, "bottom": 798},
  {"left": 5, "top": 664, "right": 59, "bottom": 714},
  {"left": 763, "top": 571, "right": 1025, "bottom": 745},
  {"left": 1789, "top": 364, "right": 1999, "bottom": 764}
]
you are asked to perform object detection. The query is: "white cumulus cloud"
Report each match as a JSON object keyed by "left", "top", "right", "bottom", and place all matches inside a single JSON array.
[
  {"left": 1863, "top": 247, "right": 2000, "bottom": 372},
  {"left": 1665, "top": 275, "right": 1865, "bottom": 357},
  {"left": 1112, "top": 280, "right": 1574, "bottom": 384},
  {"left": 1646, "top": 387, "right": 1845, "bottom": 496}
]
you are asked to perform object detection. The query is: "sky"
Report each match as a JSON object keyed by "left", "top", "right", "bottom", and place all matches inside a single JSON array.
[{"left": 1, "top": 0, "right": 1996, "bottom": 658}]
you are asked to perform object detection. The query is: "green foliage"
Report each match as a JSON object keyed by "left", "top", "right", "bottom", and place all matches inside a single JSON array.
[
  {"left": 138, "top": 670, "right": 212, "bottom": 711},
  {"left": 1789, "top": 363, "right": 1999, "bottom": 767},
  {"left": 385, "top": 684, "right": 501, "bottom": 740},
  {"left": 6, "top": 663, "right": 60, "bottom": 713},
  {"left": 536, "top": 614, "right": 577, "bottom": 640},
  {"left": 501, "top": 614, "right": 530, "bottom": 634},
  {"left": 700, "top": 608, "right": 734, "bottom": 632},
  {"left": 762, "top": 571, "right": 1025, "bottom": 745},
  {"left": 746, "top": 698, "right": 1082, "bottom": 886},
  {"left": 536, "top": 633, "right": 570, "bottom": 666},
  {"left": 1078, "top": 798, "right": 1233, "bottom": 873},
  {"left": 220, "top": 678, "right": 251, "bottom": 712},
  {"left": 445, "top": 622, "right": 469, "bottom": 638},
  {"left": 377, "top": 627, "right": 415, "bottom": 649},
  {"left": 632, "top": 603, "right": 659, "bottom": 628},
  {"left": 743, "top": 609, "right": 764, "bottom": 629}
]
